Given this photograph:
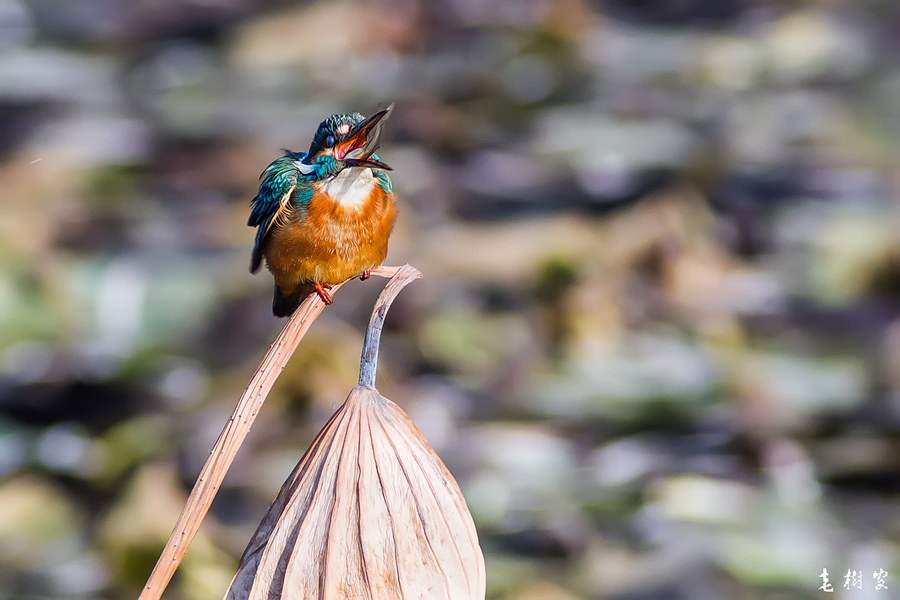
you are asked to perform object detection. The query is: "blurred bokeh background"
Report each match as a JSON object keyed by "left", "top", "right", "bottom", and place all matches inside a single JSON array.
[{"left": 2, "top": 0, "right": 900, "bottom": 598}]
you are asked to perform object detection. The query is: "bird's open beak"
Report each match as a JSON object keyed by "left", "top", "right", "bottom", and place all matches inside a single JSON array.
[{"left": 335, "top": 105, "right": 393, "bottom": 171}]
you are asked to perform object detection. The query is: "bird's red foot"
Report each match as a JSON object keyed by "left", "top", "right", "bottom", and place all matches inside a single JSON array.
[
  {"left": 314, "top": 283, "right": 334, "bottom": 305},
  {"left": 359, "top": 269, "right": 372, "bottom": 281}
]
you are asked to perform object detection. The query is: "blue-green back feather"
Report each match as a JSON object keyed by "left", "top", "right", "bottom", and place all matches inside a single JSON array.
[
  {"left": 373, "top": 164, "right": 392, "bottom": 194},
  {"left": 248, "top": 151, "right": 305, "bottom": 273}
]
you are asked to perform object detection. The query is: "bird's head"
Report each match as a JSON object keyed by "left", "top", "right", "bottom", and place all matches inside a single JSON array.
[{"left": 302, "top": 106, "right": 393, "bottom": 175}]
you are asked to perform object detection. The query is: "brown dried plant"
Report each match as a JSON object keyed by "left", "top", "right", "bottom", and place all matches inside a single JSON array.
[{"left": 139, "top": 265, "right": 485, "bottom": 600}]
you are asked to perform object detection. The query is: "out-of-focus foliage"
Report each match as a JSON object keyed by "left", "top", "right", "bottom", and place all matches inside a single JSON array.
[{"left": 1, "top": 0, "right": 899, "bottom": 598}]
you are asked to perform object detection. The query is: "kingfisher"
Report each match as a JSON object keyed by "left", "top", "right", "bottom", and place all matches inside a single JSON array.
[{"left": 248, "top": 107, "right": 397, "bottom": 317}]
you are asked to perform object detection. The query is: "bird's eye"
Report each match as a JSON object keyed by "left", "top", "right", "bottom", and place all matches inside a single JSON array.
[{"left": 325, "top": 135, "right": 335, "bottom": 147}]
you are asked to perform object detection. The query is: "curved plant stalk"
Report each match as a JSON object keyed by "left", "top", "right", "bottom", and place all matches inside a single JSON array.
[
  {"left": 138, "top": 265, "right": 405, "bottom": 600},
  {"left": 225, "top": 264, "right": 486, "bottom": 600}
]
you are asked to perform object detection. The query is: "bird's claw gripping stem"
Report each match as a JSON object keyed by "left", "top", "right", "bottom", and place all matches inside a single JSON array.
[{"left": 314, "top": 284, "right": 334, "bottom": 305}]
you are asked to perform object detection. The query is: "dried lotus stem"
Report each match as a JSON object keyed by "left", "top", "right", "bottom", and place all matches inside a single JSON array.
[{"left": 358, "top": 264, "right": 422, "bottom": 387}]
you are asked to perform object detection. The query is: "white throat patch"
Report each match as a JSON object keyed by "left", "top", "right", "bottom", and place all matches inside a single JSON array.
[
  {"left": 294, "top": 160, "right": 315, "bottom": 175},
  {"left": 322, "top": 168, "right": 376, "bottom": 209}
]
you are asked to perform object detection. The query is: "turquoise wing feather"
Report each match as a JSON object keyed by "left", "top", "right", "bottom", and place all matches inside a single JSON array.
[{"left": 248, "top": 152, "right": 305, "bottom": 273}]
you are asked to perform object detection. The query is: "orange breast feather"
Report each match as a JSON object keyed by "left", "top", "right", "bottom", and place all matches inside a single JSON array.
[{"left": 263, "top": 184, "right": 397, "bottom": 294}]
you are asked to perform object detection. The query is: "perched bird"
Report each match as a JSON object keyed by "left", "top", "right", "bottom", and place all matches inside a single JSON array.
[{"left": 248, "top": 107, "right": 397, "bottom": 317}]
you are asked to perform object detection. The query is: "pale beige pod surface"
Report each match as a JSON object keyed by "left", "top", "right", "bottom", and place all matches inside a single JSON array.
[{"left": 225, "top": 384, "right": 486, "bottom": 600}]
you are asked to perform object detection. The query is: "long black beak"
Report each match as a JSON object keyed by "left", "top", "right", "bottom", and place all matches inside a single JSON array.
[{"left": 336, "top": 105, "right": 393, "bottom": 171}]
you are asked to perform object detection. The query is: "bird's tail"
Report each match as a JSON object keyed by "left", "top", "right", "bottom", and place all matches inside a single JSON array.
[{"left": 272, "top": 283, "right": 314, "bottom": 318}]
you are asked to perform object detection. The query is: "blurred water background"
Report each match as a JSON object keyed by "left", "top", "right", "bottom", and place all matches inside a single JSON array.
[{"left": 2, "top": 0, "right": 900, "bottom": 598}]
